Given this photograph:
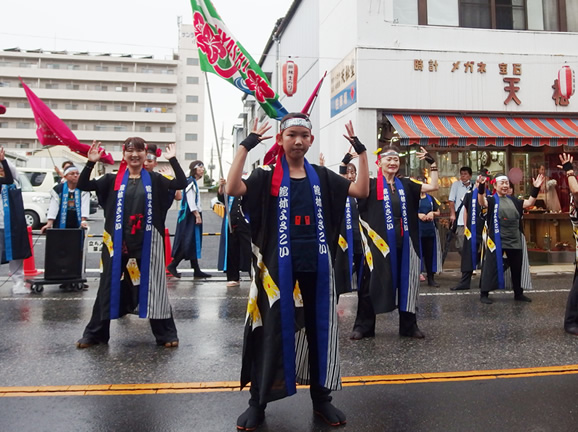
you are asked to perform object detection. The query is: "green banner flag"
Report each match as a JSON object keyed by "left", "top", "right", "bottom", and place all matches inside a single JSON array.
[{"left": 189, "top": 0, "right": 288, "bottom": 120}]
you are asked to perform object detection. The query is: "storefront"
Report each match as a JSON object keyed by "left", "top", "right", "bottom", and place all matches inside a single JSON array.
[{"left": 379, "top": 112, "right": 578, "bottom": 262}]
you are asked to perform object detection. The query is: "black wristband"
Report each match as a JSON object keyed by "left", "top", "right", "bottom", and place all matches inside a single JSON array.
[
  {"left": 350, "top": 137, "right": 366, "bottom": 154},
  {"left": 530, "top": 185, "right": 540, "bottom": 199},
  {"left": 478, "top": 183, "right": 485, "bottom": 194},
  {"left": 339, "top": 165, "right": 347, "bottom": 175},
  {"left": 563, "top": 161, "right": 574, "bottom": 172},
  {"left": 424, "top": 153, "right": 435, "bottom": 164},
  {"left": 341, "top": 153, "right": 353, "bottom": 165},
  {"left": 239, "top": 133, "right": 261, "bottom": 151}
]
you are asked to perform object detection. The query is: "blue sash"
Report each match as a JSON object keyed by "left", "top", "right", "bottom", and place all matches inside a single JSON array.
[
  {"left": 59, "top": 183, "right": 81, "bottom": 228},
  {"left": 492, "top": 197, "right": 505, "bottom": 289},
  {"left": 277, "top": 156, "right": 330, "bottom": 396},
  {"left": 425, "top": 194, "right": 438, "bottom": 273},
  {"left": 470, "top": 188, "right": 478, "bottom": 270},
  {"left": 222, "top": 195, "right": 234, "bottom": 271},
  {"left": 344, "top": 197, "right": 354, "bottom": 289},
  {"left": 2, "top": 185, "right": 14, "bottom": 260},
  {"left": 192, "top": 178, "right": 202, "bottom": 259},
  {"left": 110, "top": 170, "right": 153, "bottom": 319},
  {"left": 382, "top": 177, "right": 411, "bottom": 307}
]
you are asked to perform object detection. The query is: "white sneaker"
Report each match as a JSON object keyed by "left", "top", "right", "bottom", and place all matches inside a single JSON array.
[{"left": 12, "top": 285, "right": 30, "bottom": 295}]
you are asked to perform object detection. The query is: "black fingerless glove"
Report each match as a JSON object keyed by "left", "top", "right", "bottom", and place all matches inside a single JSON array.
[
  {"left": 341, "top": 153, "right": 353, "bottom": 165},
  {"left": 424, "top": 153, "right": 436, "bottom": 164},
  {"left": 239, "top": 133, "right": 261, "bottom": 151},
  {"left": 530, "top": 186, "right": 540, "bottom": 199},
  {"left": 478, "top": 182, "right": 485, "bottom": 194},
  {"left": 350, "top": 137, "right": 366, "bottom": 154},
  {"left": 563, "top": 161, "right": 574, "bottom": 172},
  {"left": 339, "top": 165, "right": 347, "bottom": 175}
]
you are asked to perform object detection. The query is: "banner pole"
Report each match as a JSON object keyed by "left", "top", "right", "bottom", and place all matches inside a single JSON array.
[{"left": 204, "top": 72, "right": 232, "bottom": 232}]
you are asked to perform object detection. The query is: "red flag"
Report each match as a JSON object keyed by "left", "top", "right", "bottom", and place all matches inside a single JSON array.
[
  {"left": 19, "top": 78, "right": 114, "bottom": 165},
  {"left": 301, "top": 71, "right": 327, "bottom": 115}
]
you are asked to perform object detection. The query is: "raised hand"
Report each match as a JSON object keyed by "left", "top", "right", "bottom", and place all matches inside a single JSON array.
[
  {"left": 533, "top": 173, "right": 545, "bottom": 188},
  {"left": 164, "top": 143, "right": 177, "bottom": 159},
  {"left": 251, "top": 118, "right": 273, "bottom": 142},
  {"left": 88, "top": 140, "right": 104, "bottom": 163},
  {"left": 558, "top": 153, "right": 574, "bottom": 171}
]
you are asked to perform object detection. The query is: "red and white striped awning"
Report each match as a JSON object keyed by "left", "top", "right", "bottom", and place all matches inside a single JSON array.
[{"left": 386, "top": 114, "right": 578, "bottom": 147}]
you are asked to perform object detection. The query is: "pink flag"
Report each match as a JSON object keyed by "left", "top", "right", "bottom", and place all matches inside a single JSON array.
[
  {"left": 301, "top": 71, "right": 327, "bottom": 115},
  {"left": 19, "top": 78, "right": 114, "bottom": 165}
]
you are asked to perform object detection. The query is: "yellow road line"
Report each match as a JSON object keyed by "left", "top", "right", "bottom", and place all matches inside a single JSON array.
[{"left": 2, "top": 365, "right": 578, "bottom": 397}]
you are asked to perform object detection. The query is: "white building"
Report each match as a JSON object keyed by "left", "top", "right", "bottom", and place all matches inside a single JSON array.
[{"left": 0, "top": 23, "right": 205, "bottom": 173}]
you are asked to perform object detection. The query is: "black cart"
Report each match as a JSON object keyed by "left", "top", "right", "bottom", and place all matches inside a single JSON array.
[{"left": 26, "top": 228, "right": 87, "bottom": 293}]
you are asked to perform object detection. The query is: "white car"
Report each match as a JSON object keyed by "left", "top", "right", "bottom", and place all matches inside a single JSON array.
[
  {"left": 18, "top": 173, "right": 50, "bottom": 229},
  {"left": 20, "top": 167, "right": 59, "bottom": 193}
]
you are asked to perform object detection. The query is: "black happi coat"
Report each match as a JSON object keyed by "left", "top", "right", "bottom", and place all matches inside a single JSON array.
[
  {"left": 78, "top": 159, "right": 186, "bottom": 319},
  {"left": 0, "top": 160, "right": 31, "bottom": 263},
  {"left": 357, "top": 177, "right": 422, "bottom": 314},
  {"left": 240, "top": 163, "right": 351, "bottom": 404}
]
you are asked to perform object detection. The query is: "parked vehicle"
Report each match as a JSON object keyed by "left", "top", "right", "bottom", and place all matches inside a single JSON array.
[
  {"left": 21, "top": 168, "right": 59, "bottom": 193},
  {"left": 18, "top": 173, "right": 50, "bottom": 229},
  {"left": 21, "top": 167, "right": 99, "bottom": 214}
]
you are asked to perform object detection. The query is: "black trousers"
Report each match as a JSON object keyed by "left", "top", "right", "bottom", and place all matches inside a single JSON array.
[
  {"left": 248, "top": 271, "right": 332, "bottom": 408},
  {"left": 226, "top": 226, "right": 251, "bottom": 282},
  {"left": 481, "top": 248, "right": 523, "bottom": 295},
  {"left": 352, "top": 247, "right": 417, "bottom": 336},
  {"left": 564, "top": 270, "right": 578, "bottom": 329},
  {"left": 420, "top": 235, "right": 435, "bottom": 277},
  {"left": 82, "top": 258, "right": 177, "bottom": 344}
]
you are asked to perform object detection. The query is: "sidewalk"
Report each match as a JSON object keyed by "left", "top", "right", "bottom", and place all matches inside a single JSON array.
[{"left": 443, "top": 252, "right": 575, "bottom": 275}]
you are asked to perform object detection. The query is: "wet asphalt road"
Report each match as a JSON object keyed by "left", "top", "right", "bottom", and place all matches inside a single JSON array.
[{"left": 1, "top": 210, "right": 578, "bottom": 431}]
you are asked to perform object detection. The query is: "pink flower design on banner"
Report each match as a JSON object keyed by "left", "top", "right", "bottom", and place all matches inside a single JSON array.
[
  {"left": 245, "top": 69, "right": 275, "bottom": 103},
  {"left": 193, "top": 12, "right": 226, "bottom": 65}
]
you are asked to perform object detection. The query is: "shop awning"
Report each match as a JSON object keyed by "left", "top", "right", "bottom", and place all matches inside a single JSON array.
[{"left": 386, "top": 114, "right": 578, "bottom": 147}]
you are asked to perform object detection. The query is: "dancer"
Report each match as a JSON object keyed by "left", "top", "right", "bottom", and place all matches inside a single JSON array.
[
  {"left": 227, "top": 113, "right": 369, "bottom": 430},
  {"left": 76, "top": 138, "right": 186, "bottom": 348},
  {"left": 168, "top": 160, "right": 211, "bottom": 278},
  {"left": 217, "top": 178, "right": 251, "bottom": 287},
  {"left": 560, "top": 153, "right": 578, "bottom": 335},
  {"left": 418, "top": 191, "right": 442, "bottom": 287},
  {"left": 451, "top": 170, "right": 490, "bottom": 291},
  {"left": 0, "top": 145, "right": 31, "bottom": 295},
  {"left": 477, "top": 172, "right": 544, "bottom": 304},
  {"left": 351, "top": 145, "right": 439, "bottom": 340},
  {"left": 335, "top": 152, "right": 363, "bottom": 298}
]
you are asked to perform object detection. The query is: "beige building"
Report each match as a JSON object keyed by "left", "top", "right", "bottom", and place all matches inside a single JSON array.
[{"left": 0, "top": 23, "right": 205, "bottom": 173}]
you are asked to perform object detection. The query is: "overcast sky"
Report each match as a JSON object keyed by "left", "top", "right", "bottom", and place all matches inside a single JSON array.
[{"left": 0, "top": 0, "right": 294, "bottom": 176}]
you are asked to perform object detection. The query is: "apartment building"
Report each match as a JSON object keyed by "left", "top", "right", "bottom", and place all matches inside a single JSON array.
[{"left": 0, "top": 23, "right": 205, "bottom": 172}]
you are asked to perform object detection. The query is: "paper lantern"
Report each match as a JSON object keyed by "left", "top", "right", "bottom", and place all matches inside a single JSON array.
[
  {"left": 282, "top": 60, "right": 298, "bottom": 97},
  {"left": 558, "top": 65, "right": 575, "bottom": 99}
]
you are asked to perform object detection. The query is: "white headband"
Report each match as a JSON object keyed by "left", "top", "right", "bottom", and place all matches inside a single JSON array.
[
  {"left": 280, "top": 117, "right": 312, "bottom": 131},
  {"left": 495, "top": 175, "right": 509, "bottom": 182},
  {"left": 63, "top": 166, "right": 79, "bottom": 175},
  {"left": 380, "top": 150, "right": 399, "bottom": 157}
]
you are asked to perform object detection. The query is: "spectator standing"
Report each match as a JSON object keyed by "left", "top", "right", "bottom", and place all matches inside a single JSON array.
[{"left": 449, "top": 166, "right": 473, "bottom": 255}]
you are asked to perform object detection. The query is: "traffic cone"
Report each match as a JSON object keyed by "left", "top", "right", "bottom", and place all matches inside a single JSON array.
[
  {"left": 24, "top": 226, "right": 41, "bottom": 276},
  {"left": 164, "top": 228, "right": 172, "bottom": 274}
]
